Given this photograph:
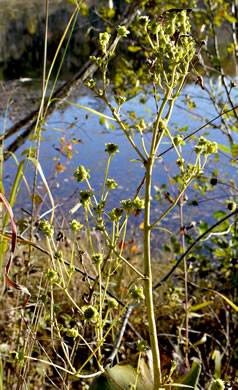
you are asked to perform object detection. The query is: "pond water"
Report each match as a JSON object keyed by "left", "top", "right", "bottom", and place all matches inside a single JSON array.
[{"left": 0, "top": 0, "right": 237, "bottom": 250}]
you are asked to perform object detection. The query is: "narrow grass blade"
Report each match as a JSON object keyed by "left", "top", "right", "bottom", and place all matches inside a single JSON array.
[{"left": 53, "top": 99, "right": 116, "bottom": 121}]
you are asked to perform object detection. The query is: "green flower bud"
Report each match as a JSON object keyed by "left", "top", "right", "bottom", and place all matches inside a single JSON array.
[
  {"left": 194, "top": 145, "right": 203, "bottom": 154},
  {"left": 198, "top": 136, "right": 207, "bottom": 147},
  {"left": 82, "top": 305, "right": 99, "bottom": 322},
  {"left": 74, "top": 165, "right": 90, "bottom": 183},
  {"left": 79, "top": 190, "right": 92, "bottom": 207},
  {"left": 207, "top": 141, "right": 218, "bottom": 155},
  {"left": 94, "top": 202, "right": 106, "bottom": 214},
  {"left": 38, "top": 219, "right": 54, "bottom": 237},
  {"left": 137, "top": 340, "right": 148, "bottom": 352},
  {"left": 174, "top": 134, "right": 185, "bottom": 146},
  {"left": 105, "top": 143, "right": 119, "bottom": 156},
  {"left": 108, "top": 207, "right": 124, "bottom": 221},
  {"left": 99, "top": 32, "right": 111, "bottom": 47},
  {"left": 107, "top": 298, "right": 118, "bottom": 309},
  {"left": 135, "top": 119, "right": 147, "bottom": 132},
  {"left": 92, "top": 253, "right": 104, "bottom": 265},
  {"left": 45, "top": 269, "right": 59, "bottom": 284},
  {"left": 121, "top": 199, "right": 133, "bottom": 213},
  {"left": 66, "top": 328, "right": 79, "bottom": 340},
  {"left": 70, "top": 219, "right": 83, "bottom": 232},
  {"left": 106, "top": 179, "right": 118, "bottom": 190},
  {"left": 99, "top": 32, "right": 111, "bottom": 54},
  {"left": 225, "top": 200, "right": 237, "bottom": 211},
  {"left": 117, "top": 25, "right": 130, "bottom": 38},
  {"left": 132, "top": 197, "right": 145, "bottom": 211},
  {"left": 209, "top": 379, "right": 225, "bottom": 390},
  {"left": 10, "top": 350, "right": 25, "bottom": 364},
  {"left": 114, "top": 95, "right": 126, "bottom": 106},
  {"left": 176, "top": 158, "right": 185, "bottom": 168},
  {"left": 130, "top": 286, "right": 145, "bottom": 302},
  {"left": 89, "top": 56, "right": 104, "bottom": 68},
  {"left": 85, "top": 78, "right": 96, "bottom": 89},
  {"left": 10, "top": 351, "right": 18, "bottom": 361},
  {"left": 138, "top": 15, "right": 150, "bottom": 28},
  {"left": 55, "top": 250, "right": 63, "bottom": 261}
]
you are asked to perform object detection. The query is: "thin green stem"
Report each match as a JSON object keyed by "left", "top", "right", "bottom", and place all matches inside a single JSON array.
[
  {"left": 143, "top": 158, "right": 162, "bottom": 387},
  {"left": 85, "top": 207, "right": 94, "bottom": 254},
  {"left": 119, "top": 220, "right": 127, "bottom": 257},
  {"left": 86, "top": 178, "right": 98, "bottom": 206},
  {"left": 101, "top": 156, "right": 111, "bottom": 202},
  {"left": 102, "top": 97, "right": 146, "bottom": 162},
  {"left": 76, "top": 300, "right": 132, "bottom": 374},
  {"left": 97, "top": 264, "right": 103, "bottom": 344}
]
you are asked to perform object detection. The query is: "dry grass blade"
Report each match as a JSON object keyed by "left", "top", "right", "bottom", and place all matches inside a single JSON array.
[{"left": 0, "top": 191, "right": 31, "bottom": 308}]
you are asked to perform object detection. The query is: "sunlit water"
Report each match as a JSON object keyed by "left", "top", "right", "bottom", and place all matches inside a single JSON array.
[{"left": 1, "top": 80, "right": 237, "bottom": 250}]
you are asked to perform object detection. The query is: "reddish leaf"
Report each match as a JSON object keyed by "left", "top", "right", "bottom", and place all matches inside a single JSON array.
[{"left": 0, "top": 191, "right": 30, "bottom": 309}]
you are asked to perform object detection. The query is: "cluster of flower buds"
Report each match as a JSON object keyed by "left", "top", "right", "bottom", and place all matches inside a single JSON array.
[
  {"left": 92, "top": 253, "right": 104, "bottom": 265},
  {"left": 70, "top": 219, "right": 83, "bottom": 232},
  {"left": 45, "top": 269, "right": 59, "bottom": 285},
  {"left": 38, "top": 219, "right": 54, "bottom": 237},
  {"left": 79, "top": 190, "right": 92, "bottom": 207},
  {"left": 139, "top": 10, "right": 196, "bottom": 88},
  {"left": 194, "top": 136, "right": 218, "bottom": 158},
  {"left": 74, "top": 165, "right": 90, "bottom": 183}
]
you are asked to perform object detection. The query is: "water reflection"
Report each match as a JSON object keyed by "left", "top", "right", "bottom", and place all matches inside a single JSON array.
[
  {"left": 2, "top": 81, "right": 236, "bottom": 244},
  {"left": 0, "top": 0, "right": 101, "bottom": 79}
]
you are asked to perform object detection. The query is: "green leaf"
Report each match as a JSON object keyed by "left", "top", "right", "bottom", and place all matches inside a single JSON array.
[
  {"left": 213, "top": 210, "right": 227, "bottom": 219},
  {"left": 170, "top": 236, "right": 182, "bottom": 254},
  {"left": 128, "top": 46, "right": 142, "bottom": 52},
  {"left": 189, "top": 301, "right": 213, "bottom": 312},
  {"left": 224, "top": 13, "right": 237, "bottom": 23},
  {"left": 53, "top": 99, "right": 116, "bottom": 121},
  {"left": 152, "top": 227, "right": 173, "bottom": 234},
  {"left": 217, "top": 144, "right": 230, "bottom": 153},
  {"left": 231, "top": 144, "right": 238, "bottom": 158},
  {"left": 214, "top": 248, "right": 226, "bottom": 257},
  {"left": 90, "top": 352, "right": 153, "bottom": 390},
  {"left": 175, "top": 358, "right": 201, "bottom": 389},
  {"left": 199, "top": 222, "right": 210, "bottom": 236}
]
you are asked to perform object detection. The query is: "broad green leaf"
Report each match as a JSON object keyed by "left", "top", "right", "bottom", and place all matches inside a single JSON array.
[
  {"left": 90, "top": 352, "right": 153, "bottom": 390},
  {"left": 175, "top": 358, "right": 201, "bottom": 389},
  {"left": 213, "top": 210, "right": 227, "bottom": 219},
  {"left": 217, "top": 144, "right": 230, "bottom": 153},
  {"left": 199, "top": 222, "right": 210, "bottom": 236}
]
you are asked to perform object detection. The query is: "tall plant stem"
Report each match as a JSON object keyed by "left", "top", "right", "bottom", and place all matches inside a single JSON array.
[
  {"left": 179, "top": 197, "right": 189, "bottom": 369},
  {"left": 144, "top": 157, "right": 161, "bottom": 388}
]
